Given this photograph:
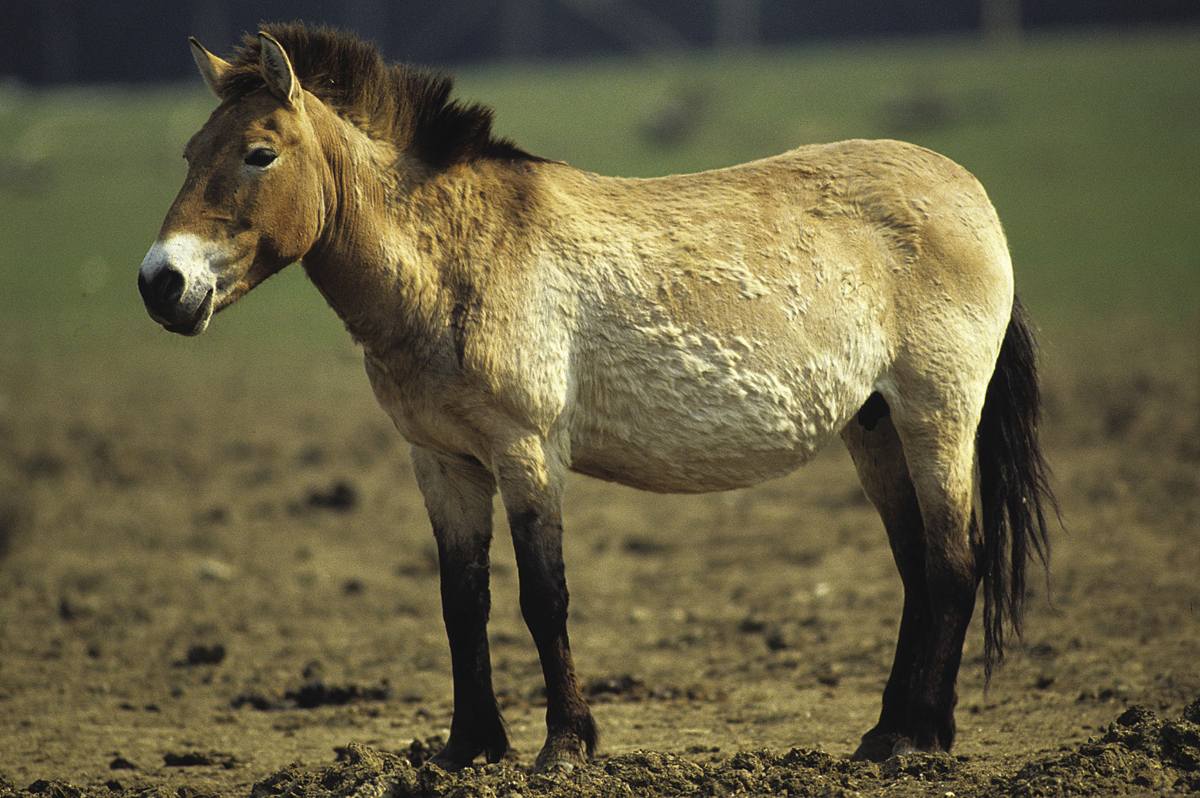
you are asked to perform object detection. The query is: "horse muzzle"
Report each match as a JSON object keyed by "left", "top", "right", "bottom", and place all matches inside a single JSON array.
[
  {"left": 139, "top": 269, "right": 214, "bottom": 335},
  {"left": 138, "top": 236, "right": 219, "bottom": 336}
]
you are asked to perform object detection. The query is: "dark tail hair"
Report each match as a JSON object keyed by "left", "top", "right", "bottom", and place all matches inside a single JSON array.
[{"left": 977, "top": 295, "right": 1058, "bottom": 680}]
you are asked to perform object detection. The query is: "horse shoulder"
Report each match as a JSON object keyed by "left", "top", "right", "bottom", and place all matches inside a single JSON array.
[{"left": 452, "top": 224, "right": 579, "bottom": 440}]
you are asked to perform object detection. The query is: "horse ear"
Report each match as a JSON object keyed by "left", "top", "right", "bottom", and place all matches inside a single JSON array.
[
  {"left": 258, "top": 32, "right": 302, "bottom": 109},
  {"left": 189, "top": 38, "right": 230, "bottom": 98}
]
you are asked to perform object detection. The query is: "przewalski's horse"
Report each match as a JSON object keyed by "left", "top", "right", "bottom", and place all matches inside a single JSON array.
[{"left": 138, "top": 24, "right": 1055, "bottom": 770}]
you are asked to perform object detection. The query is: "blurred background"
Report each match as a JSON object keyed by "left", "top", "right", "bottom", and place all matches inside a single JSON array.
[{"left": 0, "top": 0, "right": 1197, "bottom": 356}]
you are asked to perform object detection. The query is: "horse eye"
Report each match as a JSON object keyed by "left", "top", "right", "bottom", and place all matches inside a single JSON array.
[{"left": 244, "top": 147, "right": 278, "bottom": 168}]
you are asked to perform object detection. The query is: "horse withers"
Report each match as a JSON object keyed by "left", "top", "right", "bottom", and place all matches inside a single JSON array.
[{"left": 138, "top": 24, "right": 1055, "bottom": 770}]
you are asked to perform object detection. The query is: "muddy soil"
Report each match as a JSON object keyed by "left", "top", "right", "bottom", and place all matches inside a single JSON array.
[{"left": 1, "top": 320, "right": 1198, "bottom": 797}]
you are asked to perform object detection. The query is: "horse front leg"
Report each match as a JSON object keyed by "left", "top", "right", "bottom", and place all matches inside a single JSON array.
[
  {"left": 497, "top": 437, "right": 597, "bottom": 770},
  {"left": 411, "top": 447, "right": 510, "bottom": 769}
]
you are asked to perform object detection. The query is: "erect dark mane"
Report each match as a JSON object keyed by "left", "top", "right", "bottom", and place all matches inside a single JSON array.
[{"left": 216, "top": 23, "right": 538, "bottom": 167}]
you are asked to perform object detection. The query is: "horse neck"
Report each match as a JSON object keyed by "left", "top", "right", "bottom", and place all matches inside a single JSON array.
[{"left": 300, "top": 118, "right": 528, "bottom": 367}]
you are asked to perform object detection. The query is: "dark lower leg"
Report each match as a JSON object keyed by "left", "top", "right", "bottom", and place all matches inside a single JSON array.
[
  {"left": 844, "top": 404, "right": 980, "bottom": 757},
  {"left": 902, "top": 553, "right": 977, "bottom": 752},
  {"left": 510, "top": 509, "right": 596, "bottom": 769},
  {"left": 854, "top": 588, "right": 929, "bottom": 759},
  {"left": 843, "top": 412, "right": 935, "bottom": 759},
  {"left": 431, "top": 538, "right": 509, "bottom": 768}
]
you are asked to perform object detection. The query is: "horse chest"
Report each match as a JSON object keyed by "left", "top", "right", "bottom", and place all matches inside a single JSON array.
[{"left": 364, "top": 354, "right": 490, "bottom": 458}]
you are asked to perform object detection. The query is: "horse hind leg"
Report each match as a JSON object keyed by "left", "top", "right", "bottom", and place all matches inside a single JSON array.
[
  {"left": 842, "top": 391, "right": 980, "bottom": 758},
  {"left": 895, "top": 396, "right": 983, "bottom": 755},
  {"left": 842, "top": 395, "right": 933, "bottom": 759}
]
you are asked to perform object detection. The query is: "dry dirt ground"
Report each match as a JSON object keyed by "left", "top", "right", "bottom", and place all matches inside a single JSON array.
[{"left": 1, "top": 319, "right": 1198, "bottom": 797}]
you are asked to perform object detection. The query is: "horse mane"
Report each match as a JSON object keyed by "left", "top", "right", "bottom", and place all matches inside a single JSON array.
[{"left": 216, "top": 23, "right": 540, "bottom": 168}]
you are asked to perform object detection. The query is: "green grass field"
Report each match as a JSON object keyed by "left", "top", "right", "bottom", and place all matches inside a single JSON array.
[{"left": 1, "top": 26, "right": 1196, "bottom": 356}]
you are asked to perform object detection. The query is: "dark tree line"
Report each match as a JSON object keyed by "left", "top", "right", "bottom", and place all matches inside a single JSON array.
[{"left": 4, "top": 0, "right": 1198, "bottom": 84}]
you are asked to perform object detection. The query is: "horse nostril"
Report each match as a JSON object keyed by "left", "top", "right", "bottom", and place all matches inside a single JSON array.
[{"left": 139, "top": 265, "right": 186, "bottom": 309}]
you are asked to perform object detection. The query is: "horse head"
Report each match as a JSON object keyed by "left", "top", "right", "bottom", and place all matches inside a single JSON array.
[{"left": 138, "top": 33, "right": 329, "bottom": 335}]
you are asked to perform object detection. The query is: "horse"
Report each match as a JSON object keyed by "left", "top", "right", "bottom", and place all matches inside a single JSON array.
[{"left": 138, "top": 23, "right": 1055, "bottom": 771}]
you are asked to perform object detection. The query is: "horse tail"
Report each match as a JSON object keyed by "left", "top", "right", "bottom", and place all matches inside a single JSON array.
[{"left": 976, "top": 295, "right": 1058, "bottom": 681}]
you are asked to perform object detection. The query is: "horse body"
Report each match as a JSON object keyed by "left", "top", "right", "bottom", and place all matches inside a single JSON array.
[
  {"left": 353, "top": 143, "right": 1010, "bottom": 496},
  {"left": 139, "top": 24, "right": 1051, "bottom": 772}
]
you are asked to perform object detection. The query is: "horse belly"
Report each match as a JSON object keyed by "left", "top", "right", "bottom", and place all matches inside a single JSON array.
[{"left": 569, "top": 328, "right": 870, "bottom": 493}]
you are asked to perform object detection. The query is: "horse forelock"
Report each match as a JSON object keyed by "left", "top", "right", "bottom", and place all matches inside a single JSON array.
[{"left": 215, "top": 22, "right": 538, "bottom": 168}]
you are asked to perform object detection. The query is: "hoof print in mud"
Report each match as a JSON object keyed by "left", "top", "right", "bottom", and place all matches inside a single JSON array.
[
  {"left": 176, "top": 643, "right": 227, "bottom": 667},
  {"left": 232, "top": 679, "right": 392, "bottom": 711},
  {"left": 163, "top": 751, "right": 240, "bottom": 770},
  {"left": 300, "top": 480, "right": 359, "bottom": 513}
]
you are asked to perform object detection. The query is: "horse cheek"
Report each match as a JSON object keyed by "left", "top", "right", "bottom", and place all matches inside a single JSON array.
[
  {"left": 294, "top": 175, "right": 328, "bottom": 261},
  {"left": 268, "top": 184, "right": 322, "bottom": 266}
]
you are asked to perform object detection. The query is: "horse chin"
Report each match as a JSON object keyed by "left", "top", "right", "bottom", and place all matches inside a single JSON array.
[{"left": 161, "top": 288, "right": 215, "bottom": 336}]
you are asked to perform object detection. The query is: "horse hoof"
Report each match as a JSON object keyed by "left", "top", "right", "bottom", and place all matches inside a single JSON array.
[
  {"left": 425, "top": 756, "right": 459, "bottom": 772},
  {"left": 538, "top": 759, "right": 577, "bottom": 775},
  {"left": 427, "top": 748, "right": 473, "bottom": 772},
  {"left": 533, "top": 738, "right": 589, "bottom": 774},
  {"left": 851, "top": 734, "right": 899, "bottom": 762}
]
